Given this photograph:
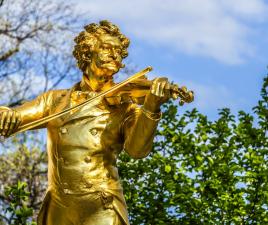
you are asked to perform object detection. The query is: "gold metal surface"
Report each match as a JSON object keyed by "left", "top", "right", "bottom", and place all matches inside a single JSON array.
[
  {"left": 10, "top": 66, "right": 152, "bottom": 137},
  {"left": 0, "top": 20, "right": 194, "bottom": 225}
]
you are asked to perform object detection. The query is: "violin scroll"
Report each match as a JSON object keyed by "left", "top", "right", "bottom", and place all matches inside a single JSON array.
[{"left": 169, "top": 84, "right": 194, "bottom": 106}]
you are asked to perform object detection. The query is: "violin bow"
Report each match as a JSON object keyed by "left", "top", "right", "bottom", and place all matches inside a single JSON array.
[{"left": 9, "top": 66, "right": 153, "bottom": 137}]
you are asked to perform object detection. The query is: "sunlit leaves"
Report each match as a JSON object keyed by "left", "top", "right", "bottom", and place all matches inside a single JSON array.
[
  {"left": 4, "top": 181, "right": 36, "bottom": 225},
  {"left": 118, "top": 76, "right": 268, "bottom": 224}
]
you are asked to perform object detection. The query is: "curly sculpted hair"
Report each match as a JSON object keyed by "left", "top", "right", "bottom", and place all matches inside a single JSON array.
[{"left": 73, "top": 20, "right": 130, "bottom": 72}]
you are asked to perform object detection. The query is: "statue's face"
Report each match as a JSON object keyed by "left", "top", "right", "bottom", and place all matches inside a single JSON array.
[{"left": 88, "top": 33, "right": 123, "bottom": 78}]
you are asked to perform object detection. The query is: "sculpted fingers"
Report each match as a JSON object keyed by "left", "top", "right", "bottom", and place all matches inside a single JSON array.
[
  {"left": 0, "top": 111, "right": 7, "bottom": 136},
  {"left": 5, "top": 112, "right": 15, "bottom": 137},
  {"left": 151, "top": 78, "right": 167, "bottom": 96},
  {"left": 155, "top": 80, "right": 162, "bottom": 96},
  {"left": 4, "top": 111, "right": 13, "bottom": 136},
  {"left": 0, "top": 110, "right": 21, "bottom": 137},
  {"left": 151, "top": 77, "right": 170, "bottom": 98},
  {"left": 6, "top": 111, "right": 20, "bottom": 136},
  {"left": 14, "top": 111, "right": 22, "bottom": 130},
  {"left": 160, "top": 81, "right": 167, "bottom": 97},
  {"left": 145, "top": 77, "right": 171, "bottom": 111},
  {"left": 151, "top": 78, "right": 158, "bottom": 96}
]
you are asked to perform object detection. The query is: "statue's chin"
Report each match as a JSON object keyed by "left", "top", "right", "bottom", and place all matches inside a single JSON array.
[{"left": 100, "top": 65, "right": 119, "bottom": 76}]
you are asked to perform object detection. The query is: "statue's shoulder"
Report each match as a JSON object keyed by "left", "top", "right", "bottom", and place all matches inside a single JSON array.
[
  {"left": 47, "top": 81, "right": 81, "bottom": 100},
  {"left": 42, "top": 89, "right": 70, "bottom": 109},
  {"left": 46, "top": 89, "right": 69, "bottom": 98},
  {"left": 42, "top": 88, "right": 69, "bottom": 102}
]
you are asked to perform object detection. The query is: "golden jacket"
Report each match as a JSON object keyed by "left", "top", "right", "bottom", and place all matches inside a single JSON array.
[{"left": 14, "top": 81, "right": 160, "bottom": 224}]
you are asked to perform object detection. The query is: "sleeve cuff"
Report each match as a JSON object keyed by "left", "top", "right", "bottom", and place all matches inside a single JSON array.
[{"left": 141, "top": 106, "right": 162, "bottom": 121}]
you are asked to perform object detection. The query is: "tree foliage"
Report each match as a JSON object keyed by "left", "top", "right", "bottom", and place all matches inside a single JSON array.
[
  {"left": 4, "top": 181, "right": 36, "bottom": 225},
  {"left": 0, "top": 133, "right": 47, "bottom": 223},
  {"left": 118, "top": 76, "right": 268, "bottom": 224}
]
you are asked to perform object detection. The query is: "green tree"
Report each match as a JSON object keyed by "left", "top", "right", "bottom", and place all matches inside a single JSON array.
[
  {"left": 118, "top": 76, "right": 268, "bottom": 224},
  {"left": 4, "top": 181, "right": 36, "bottom": 225},
  {"left": 0, "top": 133, "right": 47, "bottom": 223}
]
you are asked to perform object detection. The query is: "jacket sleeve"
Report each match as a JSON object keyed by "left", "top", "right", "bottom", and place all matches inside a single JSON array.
[
  {"left": 122, "top": 104, "right": 161, "bottom": 159},
  {"left": 13, "top": 91, "right": 52, "bottom": 129}
]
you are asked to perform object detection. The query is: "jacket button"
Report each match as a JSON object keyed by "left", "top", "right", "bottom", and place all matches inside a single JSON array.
[
  {"left": 62, "top": 182, "right": 69, "bottom": 188},
  {"left": 84, "top": 156, "right": 91, "bottom": 163},
  {"left": 89, "top": 128, "right": 98, "bottom": 136},
  {"left": 60, "top": 127, "right": 68, "bottom": 134},
  {"left": 63, "top": 188, "right": 72, "bottom": 194},
  {"left": 85, "top": 182, "right": 93, "bottom": 188}
]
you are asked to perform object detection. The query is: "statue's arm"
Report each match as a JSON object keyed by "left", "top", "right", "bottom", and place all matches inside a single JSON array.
[
  {"left": 122, "top": 104, "right": 161, "bottom": 159},
  {"left": 0, "top": 92, "right": 51, "bottom": 137},
  {"left": 122, "top": 77, "right": 170, "bottom": 159},
  {"left": 14, "top": 92, "right": 50, "bottom": 127}
]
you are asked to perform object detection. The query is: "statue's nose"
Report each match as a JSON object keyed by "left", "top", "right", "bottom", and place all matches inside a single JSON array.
[
  {"left": 111, "top": 49, "right": 117, "bottom": 59},
  {"left": 111, "top": 54, "right": 117, "bottom": 60}
]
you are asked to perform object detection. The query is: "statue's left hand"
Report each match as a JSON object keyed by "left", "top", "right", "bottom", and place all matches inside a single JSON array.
[
  {"left": 143, "top": 77, "right": 171, "bottom": 112},
  {"left": 0, "top": 109, "right": 21, "bottom": 137}
]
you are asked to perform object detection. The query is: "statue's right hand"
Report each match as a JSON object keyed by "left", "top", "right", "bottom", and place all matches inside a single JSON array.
[{"left": 0, "top": 109, "right": 21, "bottom": 137}]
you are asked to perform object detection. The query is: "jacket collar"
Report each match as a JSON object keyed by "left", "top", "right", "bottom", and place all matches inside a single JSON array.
[{"left": 59, "top": 80, "right": 110, "bottom": 125}]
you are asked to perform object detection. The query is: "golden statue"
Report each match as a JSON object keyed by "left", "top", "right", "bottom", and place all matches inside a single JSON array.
[{"left": 0, "top": 20, "right": 193, "bottom": 225}]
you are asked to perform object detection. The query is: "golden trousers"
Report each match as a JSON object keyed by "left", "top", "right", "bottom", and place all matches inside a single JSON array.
[{"left": 38, "top": 190, "right": 124, "bottom": 225}]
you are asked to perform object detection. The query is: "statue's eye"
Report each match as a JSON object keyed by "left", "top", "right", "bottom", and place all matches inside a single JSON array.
[
  {"left": 101, "top": 44, "right": 110, "bottom": 50},
  {"left": 115, "top": 48, "right": 122, "bottom": 54}
]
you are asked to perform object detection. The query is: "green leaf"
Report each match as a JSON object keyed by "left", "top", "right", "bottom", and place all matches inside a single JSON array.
[{"left": 165, "top": 165, "right": 172, "bottom": 173}]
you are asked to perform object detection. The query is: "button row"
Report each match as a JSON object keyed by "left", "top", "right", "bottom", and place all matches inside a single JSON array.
[
  {"left": 59, "top": 156, "right": 92, "bottom": 164},
  {"left": 84, "top": 156, "right": 91, "bottom": 163},
  {"left": 59, "top": 127, "right": 99, "bottom": 136}
]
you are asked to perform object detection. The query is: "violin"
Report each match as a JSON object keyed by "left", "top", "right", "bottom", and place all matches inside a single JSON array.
[{"left": 105, "top": 76, "right": 194, "bottom": 106}]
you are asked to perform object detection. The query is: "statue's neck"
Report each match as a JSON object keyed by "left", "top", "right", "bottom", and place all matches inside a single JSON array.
[{"left": 82, "top": 73, "right": 114, "bottom": 92}]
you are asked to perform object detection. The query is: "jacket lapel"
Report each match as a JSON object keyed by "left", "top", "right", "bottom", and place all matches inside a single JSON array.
[
  {"left": 50, "top": 81, "right": 111, "bottom": 126},
  {"left": 62, "top": 97, "right": 110, "bottom": 125}
]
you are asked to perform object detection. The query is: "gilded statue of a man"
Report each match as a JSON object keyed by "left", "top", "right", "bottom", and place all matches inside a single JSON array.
[{"left": 0, "top": 21, "right": 174, "bottom": 225}]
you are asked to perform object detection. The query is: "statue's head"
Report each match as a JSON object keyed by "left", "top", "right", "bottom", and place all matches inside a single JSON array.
[{"left": 73, "top": 20, "right": 130, "bottom": 79}]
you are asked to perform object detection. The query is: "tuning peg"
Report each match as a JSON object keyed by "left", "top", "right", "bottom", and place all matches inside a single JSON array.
[
  {"left": 179, "top": 100, "right": 185, "bottom": 106},
  {"left": 181, "top": 86, "right": 187, "bottom": 92}
]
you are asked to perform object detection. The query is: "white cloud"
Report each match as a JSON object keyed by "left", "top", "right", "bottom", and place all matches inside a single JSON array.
[
  {"left": 74, "top": 0, "right": 268, "bottom": 64},
  {"left": 220, "top": 0, "right": 268, "bottom": 20}
]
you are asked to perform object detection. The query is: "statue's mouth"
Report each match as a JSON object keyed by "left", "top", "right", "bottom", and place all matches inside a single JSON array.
[{"left": 101, "top": 60, "right": 123, "bottom": 70}]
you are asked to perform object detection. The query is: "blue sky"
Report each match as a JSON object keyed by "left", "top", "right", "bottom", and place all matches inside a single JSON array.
[{"left": 72, "top": 0, "right": 268, "bottom": 119}]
